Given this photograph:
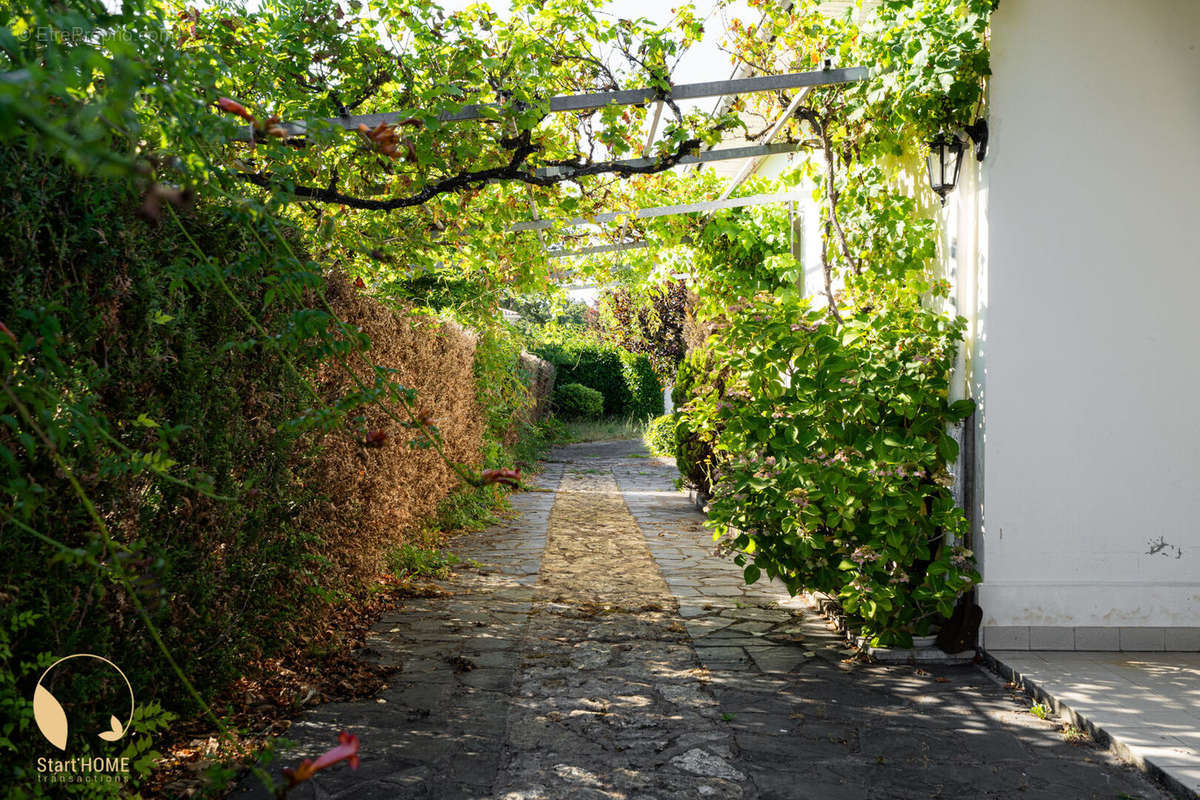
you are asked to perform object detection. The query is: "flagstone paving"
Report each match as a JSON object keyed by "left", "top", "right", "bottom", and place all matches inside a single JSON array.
[{"left": 237, "top": 439, "right": 1172, "bottom": 800}]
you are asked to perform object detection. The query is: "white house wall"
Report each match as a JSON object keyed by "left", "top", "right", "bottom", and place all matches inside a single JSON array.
[{"left": 979, "top": 0, "right": 1200, "bottom": 648}]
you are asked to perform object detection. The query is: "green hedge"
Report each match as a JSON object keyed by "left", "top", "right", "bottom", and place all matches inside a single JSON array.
[
  {"left": 554, "top": 382, "right": 604, "bottom": 419},
  {"left": 643, "top": 413, "right": 678, "bottom": 457},
  {"left": 621, "top": 350, "right": 665, "bottom": 420},
  {"left": 536, "top": 338, "right": 662, "bottom": 419},
  {"left": 0, "top": 148, "right": 329, "bottom": 792}
]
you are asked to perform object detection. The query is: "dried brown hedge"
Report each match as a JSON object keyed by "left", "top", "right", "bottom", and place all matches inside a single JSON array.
[{"left": 305, "top": 274, "right": 486, "bottom": 580}]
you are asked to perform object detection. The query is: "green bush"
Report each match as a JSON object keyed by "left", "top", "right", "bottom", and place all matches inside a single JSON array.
[
  {"left": 0, "top": 147, "right": 329, "bottom": 793},
  {"left": 621, "top": 350, "right": 665, "bottom": 420},
  {"left": 537, "top": 339, "right": 629, "bottom": 415},
  {"left": 671, "top": 350, "right": 720, "bottom": 495},
  {"left": 553, "top": 382, "right": 604, "bottom": 420},
  {"left": 643, "top": 414, "right": 678, "bottom": 457},
  {"left": 472, "top": 323, "right": 535, "bottom": 466},
  {"left": 691, "top": 297, "right": 978, "bottom": 647},
  {"left": 535, "top": 331, "right": 662, "bottom": 418}
]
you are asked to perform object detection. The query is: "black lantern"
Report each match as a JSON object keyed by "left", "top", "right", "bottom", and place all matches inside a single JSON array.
[
  {"left": 926, "top": 119, "right": 988, "bottom": 202},
  {"left": 925, "top": 133, "right": 963, "bottom": 203}
]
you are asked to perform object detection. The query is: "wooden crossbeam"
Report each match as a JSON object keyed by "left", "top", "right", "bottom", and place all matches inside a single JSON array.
[
  {"left": 239, "top": 67, "right": 867, "bottom": 139},
  {"left": 512, "top": 190, "right": 804, "bottom": 232},
  {"left": 546, "top": 241, "right": 653, "bottom": 259},
  {"left": 531, "top": 141, "right": 806, "bottom": 179}
]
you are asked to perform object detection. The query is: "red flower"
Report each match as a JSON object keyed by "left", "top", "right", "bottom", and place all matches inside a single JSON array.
[
  {"left": 282, "top": 731, "right": 360, "bottom": 788},
  {"left": 480, "top": 468, "right": 521, "bottom": 488},
  {"left": 215, "top": 97, "right": 255, "bottom": 123},
  {"left": 353, "top": 276, "right": 366, "bottom": 289}
]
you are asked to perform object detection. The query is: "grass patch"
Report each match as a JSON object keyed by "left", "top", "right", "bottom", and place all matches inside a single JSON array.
[
  {"left": 434, "top": 483, "right": 507, "bottom": 534},
  {"left": 558, "top": 415, "right": 649, "bottom": 443},
  {"left": 386, "top": 544, "right": 471, "bottom": 579},
  {"left": 381, "top": 478, "right": 511, "bottom": 582},
  {"left": 1061, "top": 724, "right": 1091, "bottom": 744}
]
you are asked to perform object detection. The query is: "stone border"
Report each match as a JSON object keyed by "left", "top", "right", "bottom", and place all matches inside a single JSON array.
[{"left": 981, "top": 649, "right": 1194, "bottom": 800}]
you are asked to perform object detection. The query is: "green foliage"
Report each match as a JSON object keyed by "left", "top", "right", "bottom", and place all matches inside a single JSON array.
[
  {"left": 503, "top": 294, "right": 592, "bottom": 341},
  {"left": 433, "top": 483, "right": 504, "bottom": 535},
  {"left": 660, "top": 0, "right": 995, "bottom": 647},
  {"left": 676, "top": 181, "right": 981, "bottom": 647},
  {"left": 620, "top": 351, "right": 665, "bottom": 421},
  {"left": 386, "top": 544, "right": 465, "bottom": 580},
  {"left": 643, "top": 414, "right": 678, "bottom": 458},
  {"left": 0, "top": 148, "right": 329, "bottom": 794},
  {"left": 672, "top": 349, "right": 720, "bottom": 495},
  {"left": 727, "top": 0, "right": 994, "bottom": 161},
  {"left": 535, "top": 328, "right": 661, "bottom": 418},
  {"left": 472, "top": 323, "right": 535, "bottom": 466},
  {"left": 553, "top": 383, "right": 604, "bottom": 421},
  {"left": 505, "top": 416, "right": 565, "bottom": 471},
  {"left": 537, "top": 337, "right": 629, "bottom": 416},
  {"left": 0, "top": 0, "right": 741, "bottom": 304},
  {"left": 688, "top": 287, "right": 978, "bottom": 645}
]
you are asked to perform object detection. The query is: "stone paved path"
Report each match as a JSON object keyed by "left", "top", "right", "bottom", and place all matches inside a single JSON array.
[{"left": 237, "top": 440, "right": 1171, "bottom": 800}]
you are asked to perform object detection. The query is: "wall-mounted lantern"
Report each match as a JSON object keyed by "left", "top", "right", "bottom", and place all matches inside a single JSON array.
[{"left": 925, "top": 118, "right": 988, "bottom": 202}]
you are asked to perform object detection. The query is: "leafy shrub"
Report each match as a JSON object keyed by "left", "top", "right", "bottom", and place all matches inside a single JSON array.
[
  {"left": 472, "top": 322, "right": 535, "bottom": 465},
  {"left": 554, "top": 382, "right": 604, "bottom": 420},
  {"left": 386, "top": 544, "right": 464, "bottom": 580},
  {"left": 0, "top": 149, "right": 332, "bottom": 793},
  {"left": 538, "top": 339, "right": 630, "bottom": 415},
  {"left": 643, "top": 414, "right": 678, "bottom": 457},
  {"left": 536, "top": 329, "right": 662, "bottom": 418},
  {"left": 677, "top": 178, "right": 982, "bottom": 648},
  {"left": 620, "top": 350, "right": 665, "bottom": 420},
  {"left": 0, "top": 150, "right": 513, "bottom": 794},
  {"left": 672, "top": 350, "right": 720, "bottom": 495},
  {"left": 681, "top": 291, "right": 979, "bottom": 647}
]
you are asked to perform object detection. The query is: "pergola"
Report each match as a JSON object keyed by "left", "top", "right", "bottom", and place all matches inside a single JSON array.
[{"left": 251, "top": 64, "right": 866, "bottom": 279}]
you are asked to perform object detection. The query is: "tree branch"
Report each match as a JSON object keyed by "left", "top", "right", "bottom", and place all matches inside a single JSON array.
[
  {"left": 821, "top": 219, "right": 843, "bottom": 323},
  {"left": 804, "top": 107, "right": 862, "bottom": 276},
  {"left": 236, "top": 136, "right": 702, "bottom": 212}
]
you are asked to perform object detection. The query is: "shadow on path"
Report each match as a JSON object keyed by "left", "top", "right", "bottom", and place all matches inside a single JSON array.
[{"left": 236, "top": 440, "right": 1168, "bottom": 800}]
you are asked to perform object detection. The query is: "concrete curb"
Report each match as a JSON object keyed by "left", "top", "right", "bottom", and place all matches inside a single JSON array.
[{"left": 981, "top": 649, "right": 1197, "bottom": 800}]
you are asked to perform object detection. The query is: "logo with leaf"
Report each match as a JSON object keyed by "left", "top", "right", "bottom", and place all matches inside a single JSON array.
[{"left": 33, "top": 654, "right": 135, "bottom": 751}]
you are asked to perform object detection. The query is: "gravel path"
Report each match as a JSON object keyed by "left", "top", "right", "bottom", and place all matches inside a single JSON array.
[{"left": 236, "top": 439, "right": 1170, "bottom": 800}]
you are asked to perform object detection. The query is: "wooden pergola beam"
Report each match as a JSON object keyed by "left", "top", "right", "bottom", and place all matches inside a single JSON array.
[
  {"left": 531, "top": 141, "right": 806, "bottom": 179},
  {"left": 546, "top": 241, "right": 653, "bottom": 259},
  {"left": 512, "top": 190, "right": 804, "bottom": 232},
  {"left": 240, "top": 67, "right": 867, "bottom": 139}
]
